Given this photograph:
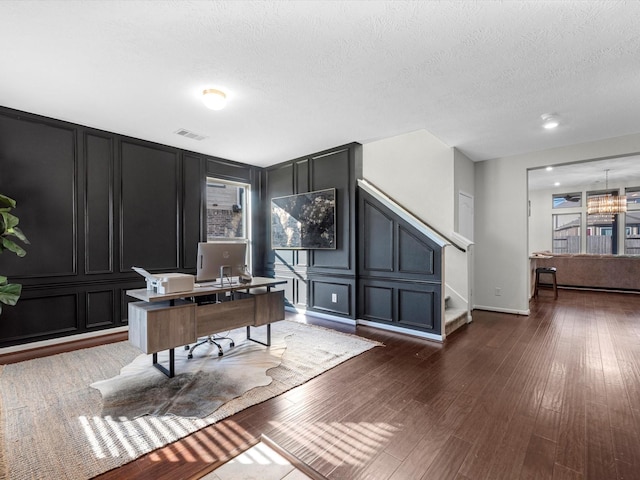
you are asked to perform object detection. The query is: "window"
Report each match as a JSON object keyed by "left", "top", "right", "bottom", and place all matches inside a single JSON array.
[
  {"left": 625, "top": 211, "right": 640, "bottom": 255},
  {"left": 552, "top": 213, "right": 581, "bottom": 253},
  {"left": 552, "top": 192, "right": 582, "bottom": 208},
  {"left": 587, "top": 214, "right": 614, "bottom": 254},
  {"left": 205, "top": 178, "right": 250, "bottom": 241},
  {"left": 626, "top": 186, "right": 640, "bottom": 206}
]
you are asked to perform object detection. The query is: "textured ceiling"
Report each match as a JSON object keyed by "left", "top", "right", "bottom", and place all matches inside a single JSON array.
[
  {"left": 528, "top": 154, "right": 640, "bottom": 191},
  {"left": 1, "top": 0, "right": 639, "bottom": 167}
]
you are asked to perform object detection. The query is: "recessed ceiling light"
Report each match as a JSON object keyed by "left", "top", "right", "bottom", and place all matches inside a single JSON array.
[
  {"left": 546, "top": 166, "right": 553, "bottom": 171},
  {"left": 554, "top": 182, "right": 561, "bottom": 186},
  {"left": 541, "top": 114, "right": 560, "bottom": 129},
  {"left": 202, "top": 88, "right": 227, "bottom": 110}
]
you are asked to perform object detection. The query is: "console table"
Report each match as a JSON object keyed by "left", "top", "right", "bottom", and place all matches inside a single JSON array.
[{"left": 126, "top": 277, "right": 286, "bottom": 377}]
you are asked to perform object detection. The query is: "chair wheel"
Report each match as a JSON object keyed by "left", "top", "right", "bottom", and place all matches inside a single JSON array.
[
  {"left": 184, "top": 345, "right": 190, "bottom": 350},
  {"left": 217, "top": 350, "right": 223, "bottom": 357},
  {"left": 230, "top": 342, "right": 235, "bottom": 347},
  {"left": 187, "top": 354, "right": 193, "bottom": 359}
]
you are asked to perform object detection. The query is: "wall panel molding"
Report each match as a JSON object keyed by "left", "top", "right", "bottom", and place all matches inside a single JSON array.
[
  {"left": 86, "top": 290, "right": 115, "bottom": 328},
  {"left": 264, "top": 144, "right": 360, "bottom": 319},
  {"left": 84, "top": 131, "right": 114, "bottom": 274},
  {"left": 119, "top": 140, "right": 181, "bottom": 272},
  {"left": 0, "top": 111, "right": 78, "bottom": 279},
  {"left": 358, "top": 187, "right": 443, "bottom": 335},
  {"left": 0, "top": 106, "right": 251, "bottom": 347}
]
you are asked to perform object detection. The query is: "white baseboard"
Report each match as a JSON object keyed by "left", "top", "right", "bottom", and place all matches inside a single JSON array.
[
  {"left": 285, "top": 307, "right": 443, "bottom": 342},
  {"left": 473, "top": 305, "right": 530, "bottom": 316},
  {"left": 356, "top": 319, "right": 444, "bottom": 342},
  {"left": 0, "top": 326, "right": 129, "bottom": 355},
  {"left": 285, "top": 306, "right": 356, "bottom": 325}
]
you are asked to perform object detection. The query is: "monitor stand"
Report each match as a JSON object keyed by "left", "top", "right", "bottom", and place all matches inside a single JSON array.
[{"left": 219, "top": 265, "right": 232, "bottom": 287}]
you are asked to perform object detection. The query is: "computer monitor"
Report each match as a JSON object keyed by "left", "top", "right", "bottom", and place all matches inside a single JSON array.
[{"left": 196, "top": 241, "right": 247, "bottom": 286}]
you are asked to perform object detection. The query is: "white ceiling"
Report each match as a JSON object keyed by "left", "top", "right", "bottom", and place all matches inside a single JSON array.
[
  {"left": 1, "top": 1, "right": 640, "bottom": 167},
  {"left": 528, "top": 154, "right": 640, "bottom": 191}
]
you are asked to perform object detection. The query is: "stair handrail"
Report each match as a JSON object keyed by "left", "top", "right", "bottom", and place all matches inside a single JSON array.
[{"left": 358, "top": 179, "right": 466, "bottom": 253}]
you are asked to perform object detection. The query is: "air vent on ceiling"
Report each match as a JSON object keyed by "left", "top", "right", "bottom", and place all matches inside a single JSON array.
[{"left": 174, "top": 128, "right": 208, "bottom": 141}]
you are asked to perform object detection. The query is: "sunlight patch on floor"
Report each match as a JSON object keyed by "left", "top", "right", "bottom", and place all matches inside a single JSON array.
[{"left": 201, "top": 441, "right": 313, "bottom": 480}]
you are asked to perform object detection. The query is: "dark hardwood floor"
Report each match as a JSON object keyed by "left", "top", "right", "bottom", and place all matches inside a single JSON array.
[{"left": 40, "top": 290, "right": 640, "bottom": 479}]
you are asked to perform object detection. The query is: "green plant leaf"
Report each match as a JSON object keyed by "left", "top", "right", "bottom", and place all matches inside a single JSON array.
[
  {"left": 11, "top": 226, "right": 30, "bottom": 244},
  {"left": 0, "top": 194, "right": 16, "bottom": 209},
  {"left": 1, "top": 211, "right": 19, "bottom": 230},
  {"left": 0, "top": 275, "right": 7, "bottom": 285},
  {"left": 0, "top": 282, "right": 22, "bottom": 306},
  {"left": 1, "top": 237, "right": 27, "bottom": 257}
]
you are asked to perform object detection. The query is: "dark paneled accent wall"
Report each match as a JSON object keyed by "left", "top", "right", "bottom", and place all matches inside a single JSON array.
[
  {"left": 85, "top": 133, "right": 114, "bottom": 274},
  {"left": 0, "top": 106, "right": 260, "bottom": 348},
  {"left": 264, "top": 144, "right": 362, "bottom": 319},
  {"left": 358, "top": 188, "right": 443, "bottom": 335},
  {"left": 120, "top": 141, "right": 181, "bottom": 271}
]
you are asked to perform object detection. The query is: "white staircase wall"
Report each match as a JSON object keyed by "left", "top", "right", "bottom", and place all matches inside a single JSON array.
[{"left": 363, "top": 129, "right": 455, "bottom": 235}]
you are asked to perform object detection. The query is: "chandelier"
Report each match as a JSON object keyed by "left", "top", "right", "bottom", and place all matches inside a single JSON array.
[{"left": 586, "top": 169, "right": 627, "bottom": 216}]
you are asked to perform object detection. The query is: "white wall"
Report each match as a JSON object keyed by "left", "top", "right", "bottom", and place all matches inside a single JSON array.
[
  {"left": 528, "top": 187, "right": 554, "bottom": 253},
  {"left": 454, "top": 148, "right": 475, "bottom": 234},
  {"left": 363, "top": 130, "right": 474, "bottom": 310},
  {"left": 363, "top": 129, "right": 454, "bottom": 234},
  {"left": 475, "top": 132, "right": 640, "bottom": 314}
]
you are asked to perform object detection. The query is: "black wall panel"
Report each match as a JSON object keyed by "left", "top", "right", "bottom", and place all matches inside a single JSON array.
[
  {"left": 358, "top": 188, "right": 443, "bottom": 335},
  {"left": 0, "top": 114, "right": 77, "bottom": 278},
  {"left": 0, "top": 293, "right": 79, "bottom": 343},
  {"left": 397, "top": 226, "right": 440, "bottom": 281},
  {"left": 363, "top": 199, "right": 394, "bottom": 272},
  {"left": 206, "top": 157, "right": 253, "bottom": 182},
  {"left": 265, "top": 162, "right": 294, "bottom": 272},
  {"left": 0, "top": 106, "right": 258, "bottom": 347},
  {"left": 361, "top": 284, "right": 393, "bottom": 322},
  {"left": 310, "top": 149, "right": 352, "bottom": 272},
  {"left": 182, "top": 154, "right": 203, "bottom": 270},
  {"left": 295, "top": 159, "right": 309, "bottom": 193},
  {"left": 358, "top": 279, "right": 441, "bottom": 334},
  {"left": 264, "top": 144, "right": 361, "bottom": 319},
  {"left": 398, "top": 287, "right": 437, "bottom": 330},
  {"left": 310, "top": 279, "right": 352, "bottom": 316},
  {"left": 85, "top": 132, "right": 113, "bottom": 274},
  {"left": 120, "top": 141, "right": 180, "bottom": 272},
  {"left": 86, "top": 290, "right": 115, "bottom": 328}
]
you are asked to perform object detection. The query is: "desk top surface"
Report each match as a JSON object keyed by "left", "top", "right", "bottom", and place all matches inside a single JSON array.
[{"left": 126, "top": 276, "right": 287, "bottom": 302}]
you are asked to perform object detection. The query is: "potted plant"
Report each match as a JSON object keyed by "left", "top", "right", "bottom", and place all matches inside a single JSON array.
[{"left": 0, "top": 193, "right": 29, "bottom": 314}]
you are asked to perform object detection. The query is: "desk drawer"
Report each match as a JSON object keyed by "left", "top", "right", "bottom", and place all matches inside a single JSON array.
[
  {"left": 128, "top": 301, "right": 196, "bottom": 354},
  {"left": 254, "top": 290, "right": 285, "bottom": 326},
  {"left": 196, "top": 297, "right": 255, "bottom": 336}
]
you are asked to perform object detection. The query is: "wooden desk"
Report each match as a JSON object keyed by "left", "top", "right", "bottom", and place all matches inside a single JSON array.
[{"left": 126, "top": 277, "right": 286, "bottom": 377}]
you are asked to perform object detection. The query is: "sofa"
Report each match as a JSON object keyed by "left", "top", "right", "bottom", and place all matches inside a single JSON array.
[{"left": 533, "top": 253, "right": 640, "bottom": 291}]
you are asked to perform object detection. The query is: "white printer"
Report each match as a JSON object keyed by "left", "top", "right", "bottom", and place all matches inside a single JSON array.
[{"left": 132, "top": 267, "right": 195, "bottom": 294}]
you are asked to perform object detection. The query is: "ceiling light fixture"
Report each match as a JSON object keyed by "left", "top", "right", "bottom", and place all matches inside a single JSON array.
[
  {"left": 587, "top": 169, "right": 627, "bottom": 216},
  {"left": 541, "top": 113, "right": 560, "bottom": 129},
  {"left": 202, "top": 88, "right": 227, "bottom": 110}
]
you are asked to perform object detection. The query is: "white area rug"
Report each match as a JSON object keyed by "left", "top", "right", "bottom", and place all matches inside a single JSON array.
[{"left": 0, "top": 320, "right": 381, "bottom": 480}]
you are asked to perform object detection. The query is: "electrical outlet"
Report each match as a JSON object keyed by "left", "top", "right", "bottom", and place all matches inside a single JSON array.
[
  {"left": 495, "top": 287, "right": 502, "bottom": 296},
  {"left": 331, "top": 293, "right": 338, "bottom": 303}
]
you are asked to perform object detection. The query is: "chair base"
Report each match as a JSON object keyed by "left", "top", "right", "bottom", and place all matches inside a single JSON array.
[{"left": 186, "top": 336, "right": 235, "bottom": 359}]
